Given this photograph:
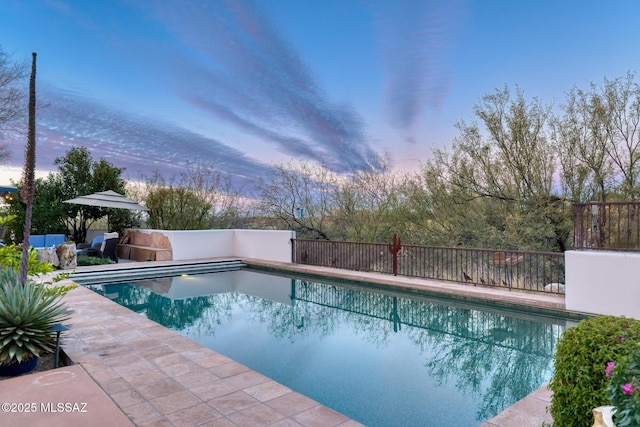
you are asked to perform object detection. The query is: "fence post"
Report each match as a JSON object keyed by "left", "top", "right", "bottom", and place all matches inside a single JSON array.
[
  {"left": 388, "top": 234, "right": 401, "bottom": 276},
  {"left": 574, "top": 204, "right": 584, "bottom": 249}
]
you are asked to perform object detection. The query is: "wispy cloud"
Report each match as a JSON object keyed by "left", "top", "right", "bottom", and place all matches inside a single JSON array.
[
  {"left": 368, "top": 0, "right": 466, "bottom": 132},
  {"left": 137, "top": 0, "right": 381, "bottom": 172},
  {"left": 6, "top": 87, "right": 271, "bottom": 188}
]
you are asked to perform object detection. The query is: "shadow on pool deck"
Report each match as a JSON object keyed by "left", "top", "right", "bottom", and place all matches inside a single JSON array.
[
  {"left": 22, "top": 258, "right": 565, "bottom": 426},
  {"left": 0, "top": 364, "right": 134, "bottom": 427}
]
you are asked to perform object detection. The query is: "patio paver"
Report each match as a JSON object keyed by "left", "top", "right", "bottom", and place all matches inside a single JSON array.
[{"left": 0, "top": 364, "right": 134, "bottom": 427}]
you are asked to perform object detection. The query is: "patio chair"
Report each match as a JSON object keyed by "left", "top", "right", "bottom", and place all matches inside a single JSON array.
[
  {"left": 82, "top": 232, "right": 118, "bottom": 263},
  {"left": 101, "top": 237, "right": 118, "bottom": 263},
  {"left": 76, "top": 235, "right": 104, "bottom": 255}
]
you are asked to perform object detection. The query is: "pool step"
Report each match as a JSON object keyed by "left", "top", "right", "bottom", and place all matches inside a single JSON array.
[{"left": 70, "top": 260, "right": 246, "bottom": 284}]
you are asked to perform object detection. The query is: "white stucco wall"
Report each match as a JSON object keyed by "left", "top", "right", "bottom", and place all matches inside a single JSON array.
[
  {"left": 159, "top": 229, "right": 235, "bottom": 260},
  {"left": 141, "top": 229, "right": 294, "bottom": 262},
  {"left": 234, "top": 229, "right": 295, "bottom": 262},
  {"left": 566, "top": 250, "right": 640, "bottom": 319}
]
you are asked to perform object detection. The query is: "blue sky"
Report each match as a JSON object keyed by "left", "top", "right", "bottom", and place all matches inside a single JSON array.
[{"left": 1, "top": 0, "right": 639, "bottom": 186}]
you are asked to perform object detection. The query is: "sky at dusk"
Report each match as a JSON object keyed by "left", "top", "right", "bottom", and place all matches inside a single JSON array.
[{"left": 1, "top": 0, "right": 639, "bottom": 187}]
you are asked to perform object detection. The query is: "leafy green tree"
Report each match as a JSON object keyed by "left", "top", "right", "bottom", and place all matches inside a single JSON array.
[
  {"left": 552, "top": 83, "right": 614, "bottom": 204},
  {"left": 552, "top": 73, "right": 640, "bottom": 202},
  {"left": 409, "top": 86, "right": 572, "bottom": 251},
  {"left": 54, "top": 147, "right": 132, "bottom": 242},
  {"left": 6, "top": 175, "right": 67, "bottom": 242},
  {"left": 140, "top": 162, "right": 242, "bottom": 230},
  {"left": 7, "top": 146, "right": 135, "bottom": 243}
]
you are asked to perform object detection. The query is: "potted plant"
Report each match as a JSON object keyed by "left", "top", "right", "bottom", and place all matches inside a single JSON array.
[{"left": 0, "top": 268, "right": 70, "bottom": 376}]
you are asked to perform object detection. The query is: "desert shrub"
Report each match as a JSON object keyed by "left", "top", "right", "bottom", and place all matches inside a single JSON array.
[
  {"left": 0, "top": 244, "right": 54, "bottom": 276},
  {"left": 549, "top": 315, "right": 640, "bottom": 426},
  {"left": 76, "top": 255, "right": 114, "bottom": 266}
]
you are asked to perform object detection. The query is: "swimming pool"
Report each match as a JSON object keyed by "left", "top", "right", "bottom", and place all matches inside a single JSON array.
[{"left": 85, "top": 268, "right": 568, "bottom": 426}]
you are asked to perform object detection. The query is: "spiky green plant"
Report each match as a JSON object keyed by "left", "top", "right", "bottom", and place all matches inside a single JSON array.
[{"left": 0, "top": 268, "right": 70, "bottom": 364}]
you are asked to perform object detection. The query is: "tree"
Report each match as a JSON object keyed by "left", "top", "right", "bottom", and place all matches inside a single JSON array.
[
  {"left": 448, "top": 86, "right": 555, "bottom": 202},
  {"left": 603, "top": 73, "right": 640, "bottom": 199},
  {"left": 257, "top": 161, "right": 337, "bottom": 240},
  {"left": 19, "top": 52, "right": 37, "bottom": 284},
  {"left": 332, "top": 159, "right": 410, "bottom": 242},
  {"left": 0, "top": 46, "right": 27, "bottom": 163},
  {"left": 53, "top": 147, "right": 130, "bottom": 242},
  {"left": 6, "top": 175, "right": 67, "bottom": 242},
  {"left": 552, "top": 84, "right": 614, "bottom": 204},
  {"left": 8, "top": 146, "right": 133, "bottom": 243},
  {"left": 553, "top": 73, "right": 640, "bottom": 202},
  {"left": 412, "top": 86, "right": 571, "bottom": 251},
  {"left": 140, "top": 162, "right": 243, "bottom": 230}
]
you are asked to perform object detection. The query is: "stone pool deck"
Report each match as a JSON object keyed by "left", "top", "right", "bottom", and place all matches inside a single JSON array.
[
  {"left": 480, "top": 385, "right": 553, "bottom": 427},
  {"left": 5, "top": 258, "right": 569, "bottom": 426}
]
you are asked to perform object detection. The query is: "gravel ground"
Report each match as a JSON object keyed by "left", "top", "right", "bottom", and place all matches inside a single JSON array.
[{"left": 0, "top": 351, "right": 68, "bottom": 381}]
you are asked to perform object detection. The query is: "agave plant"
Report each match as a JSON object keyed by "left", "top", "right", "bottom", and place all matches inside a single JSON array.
[{"left": 0, "top": 268, "right": 70, "bottom": 364}]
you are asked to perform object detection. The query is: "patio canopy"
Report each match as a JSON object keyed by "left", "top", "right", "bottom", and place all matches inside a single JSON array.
[{"left": 64, "top": 190, "right": 148, "bottom": 211}]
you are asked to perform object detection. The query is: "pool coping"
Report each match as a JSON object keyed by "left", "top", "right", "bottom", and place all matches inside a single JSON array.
[{"left": 242, "top": 258, "right": 586, "bottom": 320}]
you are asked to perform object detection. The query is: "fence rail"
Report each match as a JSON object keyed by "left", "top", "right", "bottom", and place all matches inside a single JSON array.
[
  {"left": 574, "top": 201, "right": 640, "bottom": 251},
  {"left": 292, "top": 239, "right": 565, "bottom": 294}
]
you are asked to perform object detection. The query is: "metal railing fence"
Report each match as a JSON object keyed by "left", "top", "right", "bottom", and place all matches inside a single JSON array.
[
  {"left": 292, "top": 239, "right": 565, "bottom": 294},
  {"left": 574, "top": 201, "right": 640, "bottom": 251}
]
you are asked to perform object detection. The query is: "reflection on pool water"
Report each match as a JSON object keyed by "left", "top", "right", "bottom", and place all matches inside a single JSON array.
[{"left": 87, "top": 269, "right": 567, "bottom": 427}]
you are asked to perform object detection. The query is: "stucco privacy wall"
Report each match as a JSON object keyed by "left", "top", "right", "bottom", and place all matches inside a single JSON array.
[
  {"left": 566, "top": 250, "right": 640, "bottom": 319},
  {"left": 234, "top": 229, "right": 296, "bottom": 262},
  {"left": 146, "top": 229, "right": 295, "bottom": 262}
]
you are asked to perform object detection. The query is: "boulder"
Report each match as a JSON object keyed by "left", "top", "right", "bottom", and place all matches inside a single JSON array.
[
  {"left": 36, "top": 247, "right": 60, "bottom": 268},
  {"left": 56, "top": 243, "right": 77, "bottom": 270},
  {"left": 544, "top": 283, "right": 566, "bottom": 293}
]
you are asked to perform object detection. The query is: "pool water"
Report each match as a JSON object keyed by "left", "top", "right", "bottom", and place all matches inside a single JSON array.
[{"left": 87, "top": 269, "right": 566, "bottom": 426}]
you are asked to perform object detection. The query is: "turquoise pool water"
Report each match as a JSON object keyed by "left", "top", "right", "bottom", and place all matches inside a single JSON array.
[{"left": 86, "top": 269, "right": 567, "bottom": 426}]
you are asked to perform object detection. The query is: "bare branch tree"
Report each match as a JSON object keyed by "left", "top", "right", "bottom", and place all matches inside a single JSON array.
[
  {"left": 0, "top": 46, "right": 28, "bottom": 164},
  {"left": 257, "top": 161, "right": 336, "bottom": 240}
]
